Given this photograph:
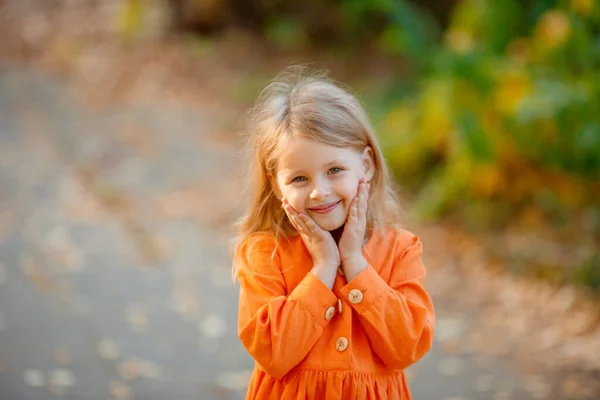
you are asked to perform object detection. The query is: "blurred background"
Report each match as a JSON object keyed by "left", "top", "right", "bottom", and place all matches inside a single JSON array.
[{"left": 0, "top": 0, "right": 599, "bottom": 399}]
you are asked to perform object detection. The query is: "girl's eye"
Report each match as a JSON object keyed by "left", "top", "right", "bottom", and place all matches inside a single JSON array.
[
  {"left": 291, "top": 176, "right": 307, "bottom": 183},
  {"left": 329, "top": 167, "right": 343, "bottom": 174}
]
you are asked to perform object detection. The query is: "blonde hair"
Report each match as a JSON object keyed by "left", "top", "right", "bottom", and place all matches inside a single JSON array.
[{"left": 233, "top": 66, "right": 402, "bottom": 275}]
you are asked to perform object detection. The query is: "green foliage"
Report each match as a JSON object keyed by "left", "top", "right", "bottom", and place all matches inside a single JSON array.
[
  {"left": 377, "top": 0, "right": 600, "bottom": 224},
  {"left": 257, "top": 0, "right": 439, "bottom": 67},
  {"left": 265, "top": 17, "right": 308, "bottom": 50},
  {"left": 370, "top": 0, "right": 600, "bottom": 290},
  {"left": 573, "top": 254, "right": 600, "bottom": 292}
]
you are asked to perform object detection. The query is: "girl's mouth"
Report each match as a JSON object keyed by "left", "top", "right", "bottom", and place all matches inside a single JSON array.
[{"left": 308, "top": 200, "right": 341, "bottom": 214}]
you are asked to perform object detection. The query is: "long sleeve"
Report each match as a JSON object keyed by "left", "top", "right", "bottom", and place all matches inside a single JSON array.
[
  {"left": 236, "top": 235, "right": 339, "bottom": 379},
  {"left": 339, "top": 233, "right": 435, "bottom": 370}
]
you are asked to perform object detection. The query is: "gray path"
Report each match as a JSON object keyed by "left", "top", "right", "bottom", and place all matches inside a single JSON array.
[{"left": 0, "top": 64, "right": 537, "bottom": 399}]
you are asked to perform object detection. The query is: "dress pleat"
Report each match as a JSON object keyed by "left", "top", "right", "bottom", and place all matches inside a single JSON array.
[{"left": 245, "top": 369, "right": 407, "bottom": 399}]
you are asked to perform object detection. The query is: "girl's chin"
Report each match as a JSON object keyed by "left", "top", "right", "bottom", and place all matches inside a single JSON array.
[
  {"left": 310, "top": 208, "right": 347, "bottom": 232},
  {"left": 314, "top": 219, "right": 345, "bottom": 232}
]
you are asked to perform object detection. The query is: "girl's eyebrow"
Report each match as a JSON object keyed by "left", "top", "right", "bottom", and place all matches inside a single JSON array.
[
  {"left": 304, "top": 160, "right": 345, "bottom": 171},
  {"left": 322, "top": 159, "right": 346, "bottom": 168},
  {"left": 281, "top": 159, "right": 347, "bottom": 176}
]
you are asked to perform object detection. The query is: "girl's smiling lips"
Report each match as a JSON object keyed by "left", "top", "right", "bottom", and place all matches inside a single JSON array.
[{"left": 307, "top": 200, "right": 342, "bottom": 214}]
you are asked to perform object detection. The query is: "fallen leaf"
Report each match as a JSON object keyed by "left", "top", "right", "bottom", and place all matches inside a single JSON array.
[
  {"left": 24, "top": 369, "right": 45, "bottom": 387},
  {"left": 97, "top": 339, "right": 120, "bottom": 360}
]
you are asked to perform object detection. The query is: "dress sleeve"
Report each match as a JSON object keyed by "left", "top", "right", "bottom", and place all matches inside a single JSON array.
[
  {"left": 339, "top": 231, "right": 435, "bottom": 370},
  {"left": 236, "top": 234, "right": 339, "bottom": 379}
]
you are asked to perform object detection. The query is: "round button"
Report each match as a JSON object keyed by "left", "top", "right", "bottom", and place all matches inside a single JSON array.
[
  {"left": 337, "top": 267, "right": 345, "bottom": 276},
  {"left": 337, "top": 299, "right": 342, "bottom": 314},
  {"left": 325, "top": 306, "right": 336, "bottom": 321},
  {"left": 348, "top": 289, "right": 363, "bottom": 304},
  {"left": 336, "top": 337, "right": 348, "bottom": 352}
]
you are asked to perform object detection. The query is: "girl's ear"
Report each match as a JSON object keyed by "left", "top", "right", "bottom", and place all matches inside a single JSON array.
[{"left": 361, "top": 146, "right": 375, "bottom": 182}]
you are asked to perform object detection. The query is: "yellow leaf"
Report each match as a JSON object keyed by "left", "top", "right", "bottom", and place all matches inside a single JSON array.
[
  {"left": 535, "top": 10, "right": 572, "bottom": 50},
  {"left": 118, "top": 0, "right": 144, "bottom": 39},
  {"left": 445, "top": 29, "right": 475, "bottom": 54},
  {"left": 480, "top": 110, "right": 519, "bottom": 163},
  {"left": 506, "top": 38, "right": 531, "bottom": 64},
  {"left": 470, "top": 163, "right": 503, "bottom": 197},
  {"left": 494, "top": 70, "right": 531, "bottom": 115},
  {"left": 448, "top": 153, "right": 473, "bottom": 181},
  {"left": 571, "top": 0, "right": 594, "bottom": 16},
  {"left": 419, "top": 80, "right": 454, "bottom": 151},
  {"left": 383, "top": 104, "right": 414, "bottom": 136}
]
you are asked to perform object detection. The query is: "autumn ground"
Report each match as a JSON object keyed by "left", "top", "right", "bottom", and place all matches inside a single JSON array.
[{"left": 1, "top": 2, "right": 600, "bottom": 399}]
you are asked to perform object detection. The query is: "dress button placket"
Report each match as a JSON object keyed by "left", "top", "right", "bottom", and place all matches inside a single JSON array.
[{"left": 335, "top": 337, "right": 348, "bottom": 352}]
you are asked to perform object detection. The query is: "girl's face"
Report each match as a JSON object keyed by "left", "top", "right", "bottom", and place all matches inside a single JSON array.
[{"left": 273, "top": 136, "right": 374, "bottom": 231}]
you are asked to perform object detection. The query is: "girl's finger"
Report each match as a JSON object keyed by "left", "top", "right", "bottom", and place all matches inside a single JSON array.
[
  {"left": 292, "top": 213, "right": 311, "bottom": 233},
  {"left": 358, "top": 183, "right": 369, "bottom": 222},
  {"left": 356, "top": 178, "right": 364, "bottom": 196},
  {"left": 283, "top": 200, "right": 297, "bottom": 216},
  {"left": 286, "top": 205, "right": 313, "bottom": 234},
  {"left": 349, "top": 196, "right": 359, "bottom": 223},
  {"left": 298, "top": 213, "right": 315, "bottom": 233},
  {"left": 301, "top": 213, "right": 333, "bottom": 240},
  {"left": 301, "top": 212, "right": 328, "bottom": 237}
]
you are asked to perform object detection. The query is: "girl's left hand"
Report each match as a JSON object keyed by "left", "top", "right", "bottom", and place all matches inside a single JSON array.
[{"left": 338, "top": 178, "right": 369, "bottom": 267}]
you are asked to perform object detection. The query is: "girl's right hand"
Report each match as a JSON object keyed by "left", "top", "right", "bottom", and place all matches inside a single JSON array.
[{"left": 282, "top": 198, "right": 340, "bottom": 288}]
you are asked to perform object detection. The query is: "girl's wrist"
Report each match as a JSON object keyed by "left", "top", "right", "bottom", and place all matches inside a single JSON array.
[
  {"left": 341, "top": 250, "right": 363, "bottom": 266},
  {"left": 341, "top": 253, "right": 368, "bottom": 280},
  {"left": 310, "top": 263, "right": 338, "bottom": 289},
  {"left": 313, "top": 261, "right": 339, "bottom": 271}
]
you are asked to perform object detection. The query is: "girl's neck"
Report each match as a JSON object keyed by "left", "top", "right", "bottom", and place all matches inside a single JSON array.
[{"left": 330, "top": 225, "right": 345, "bottom": 244}]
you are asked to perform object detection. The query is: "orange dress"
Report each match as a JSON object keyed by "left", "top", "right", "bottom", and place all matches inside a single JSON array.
[{"left": 235, "top": 228, "right": 435, "bottom": 400}]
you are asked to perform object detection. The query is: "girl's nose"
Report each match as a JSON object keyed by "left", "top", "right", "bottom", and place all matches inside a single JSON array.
[{"left": 310, "top": 180, "right": 331, "bottom": 200}]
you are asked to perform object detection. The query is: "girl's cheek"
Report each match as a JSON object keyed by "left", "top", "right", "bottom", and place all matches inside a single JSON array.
[
  {"left": 345, "top": 177, "right": 360, "bottom": 197},
  {"left": 290, "top": 196, "right": 304, "bottom": 212},
  {"left": 281, "top": 188, "right": 304, "bottom": 211},
  {"left": 279, "top": 185, "right": 291, "bottom": 199},
  {"left": 352, "top": 182, "right": 360, "bottom": 203}
]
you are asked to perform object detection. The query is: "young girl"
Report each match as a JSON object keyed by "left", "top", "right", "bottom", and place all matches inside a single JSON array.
[{"left": 233, "top": 67, "right": 435, "bottom": 400}]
